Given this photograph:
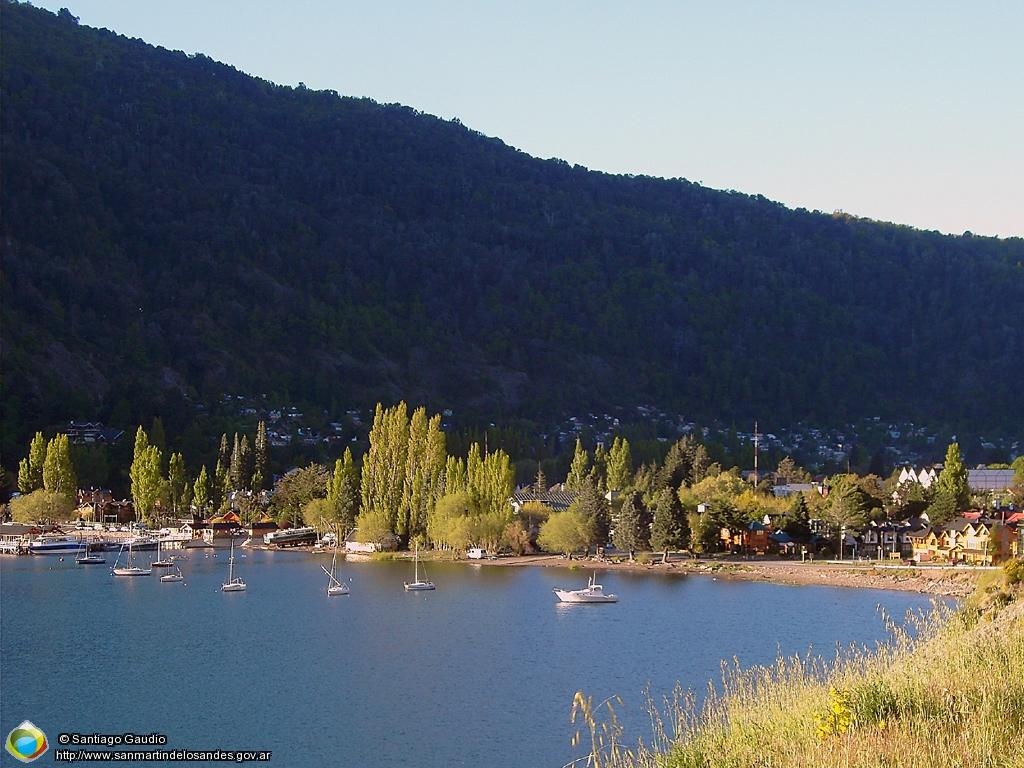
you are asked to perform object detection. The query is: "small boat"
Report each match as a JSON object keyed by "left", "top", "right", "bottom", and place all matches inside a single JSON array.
[
  {"left": 151, "top": 539, "right": 174, "bottom": 568},
  {"left": 404, "top": 544, "right": 435, "bottom": 591},
  {"left": 221, "top": 539, "right": 246, "bottom": 592},
  {"left": 323, "top": 547, "right": 350, "bottom": 596},
  {"left": 112, "top": 538, "right": 151, "bottom": 576},
  {"left": 75, "top": 542, "right": 106, "bottom": 565},
  {"left": 160, "top": 565, "right": 184, "bottom": 583},
  {"left": 553, "top": 574, "right": 618, "bottom": 603}
]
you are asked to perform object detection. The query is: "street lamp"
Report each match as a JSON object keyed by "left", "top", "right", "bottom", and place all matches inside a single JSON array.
[{"left": 840, "top": 525, "right": 846, "bottom": 561}]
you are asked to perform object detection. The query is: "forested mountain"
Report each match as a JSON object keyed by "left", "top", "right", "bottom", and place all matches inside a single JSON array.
[{"left": 2, "top": 1, "right": 1022, "bottom": 459}]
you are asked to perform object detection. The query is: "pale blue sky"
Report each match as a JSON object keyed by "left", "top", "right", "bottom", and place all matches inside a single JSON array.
[{"left": 32, "top": 1, "right": 1024, "bottom": 237}]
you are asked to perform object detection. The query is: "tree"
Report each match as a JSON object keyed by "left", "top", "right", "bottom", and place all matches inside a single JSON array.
[
  {"left": 353, "top": 506, "right": 393, "bottom": 546},
  {"left": 42, "top": 433, "right": 76, "bottom": 502},
  {"left": 327, "top": 448, "right": 360, "bottom": 534},
  {"left": 193, "top": 465, "right": 210, "bottom": 516},
  {"left": 9, "top": 489, "right": 74, "bottom": 523},
  {"left": 572, "top": 478, "right": 610, "bottom": 549},
  {"left": 650, "top": 486, "right": 685, "bottom": 558},
  {"left": 565, "top": 439, "right": 590, "bottom": 492},
  {"left": 537, "top": 508, "right": 593, "bottom": 556},
  {"left": 656, "top": 435, "right": 696, "bottom": 491},
  {"left": 19, "top": 431, "right": 46, "bottom": 492},
  {"left": 360, "top": 402, "right": 410, "bottom": 535},
  {"left": 686, "top": 510, "right": 716, "bottom": 554},
  {"left": 168, "top": 452, "right": 188, "bottom": 516},
  {"left": 17, "top": 458, "right": 33, "bottom": 495},
  {"left": 935, "top": 442, "right": 970, "bottom": 512},
  {"left": 271, "top": 464, "right": 329, "bottom": 528},
  {"left": 130, "top": 445, "right": 164, "bottom": 523},
  {"left": 427, "top": 492, "right": 475, "bottom": 552},
  {"left": 252, "top": 420, "right": 269, "bottom": 492},
  {"left": 606, "top": 437, "right": 633, "bottom": 492},
  {"left": 613, "top": 492, "right": 646, "bottom": 558}
]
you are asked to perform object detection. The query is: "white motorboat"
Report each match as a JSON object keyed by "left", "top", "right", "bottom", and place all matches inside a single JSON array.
[
  {"left": 221, "top": 539, "right": 246, "bottom": 592},
  {"left": 403, "top": 544, "right": 435, "bottom": 591},
  {"left": 553, "top": 575, "right": 618, "bottom": 603},
  {"left": 28, "top": 534, "right": 83, "bottom": 555},
  {"left": 323, "top": 547, "right": 350, "bottom": 596}
]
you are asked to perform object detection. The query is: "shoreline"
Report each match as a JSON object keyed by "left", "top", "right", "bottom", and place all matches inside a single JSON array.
[
  {"left": 450, "top": 553, "right": 981, "bottom": 597},
  {"left": 256, "top": 544, "right": 983, "bottom": 597}
]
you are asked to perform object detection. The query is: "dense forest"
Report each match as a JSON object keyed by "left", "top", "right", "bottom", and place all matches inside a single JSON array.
[{"left": 2, "top": 1, "right": 1023, "bottom": 463}]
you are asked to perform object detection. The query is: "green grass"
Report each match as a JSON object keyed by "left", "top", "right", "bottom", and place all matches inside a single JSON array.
[{"left": 569, "top": 560, "right": 1024, "bottom": 768}]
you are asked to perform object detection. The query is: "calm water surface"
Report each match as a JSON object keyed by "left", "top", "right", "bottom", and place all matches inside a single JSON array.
[{"left": 1, "top": 551, "right": 944, "bottom": 767}]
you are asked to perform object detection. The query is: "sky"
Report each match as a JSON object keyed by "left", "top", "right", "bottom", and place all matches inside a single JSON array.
[{"left": 31, "top": 0, "right": 1024, "bottom": 238}]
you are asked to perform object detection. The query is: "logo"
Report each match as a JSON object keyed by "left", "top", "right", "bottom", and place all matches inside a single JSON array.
[{"left": 5, "top": 721, "right": 48, "bottom": 763}]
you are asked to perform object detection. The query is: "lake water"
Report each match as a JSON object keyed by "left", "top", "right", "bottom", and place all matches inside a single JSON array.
[{"left": 1, "top": 551, "right": 944, "bottom": 767}]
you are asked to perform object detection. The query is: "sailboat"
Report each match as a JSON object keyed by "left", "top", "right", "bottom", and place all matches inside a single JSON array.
[
  {"left": 403, "top": 543, "right": 435, "bottom": 591},
  {"left": 75, "top": 541, "right": 106, "bottom": 565},
  {"left": 160, "top": 564, "right": 184, "bottom": 583},
  {"left": 112, "top": 537, "right": 151, "bottom": 576},
  {"left": 322, "top": 546, "right": 350, "bottom": 596},
  {"left": 151, "top": 538, "right": 174, "bottom": 568},
  {"left": 221, "top": 538, "right": 246, "bottom": 592}
]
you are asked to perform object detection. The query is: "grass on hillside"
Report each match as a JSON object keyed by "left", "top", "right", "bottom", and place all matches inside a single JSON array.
[{"left": 569, "top": 559, "right": 1024, "bottom": 768}]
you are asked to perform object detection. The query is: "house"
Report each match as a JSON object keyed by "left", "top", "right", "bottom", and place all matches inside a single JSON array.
[
  {"left": 510, "top": 485, "right": 577, "bottom": 514},
  {"left": 967, "top": 469, "right": 1016, "bottom": 493}
]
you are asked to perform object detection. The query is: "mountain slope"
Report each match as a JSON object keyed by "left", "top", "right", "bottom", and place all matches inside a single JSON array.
[{"left": 1, "top": 1, "right": 1022, "bottom": 456}]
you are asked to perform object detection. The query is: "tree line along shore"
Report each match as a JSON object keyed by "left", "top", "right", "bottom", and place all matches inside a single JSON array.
[{"left": 6, "top": 402, "right": 1023, "bottom": 573}]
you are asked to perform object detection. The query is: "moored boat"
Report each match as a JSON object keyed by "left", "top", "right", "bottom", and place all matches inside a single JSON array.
[
  {"left": 28, "top": 534, "right": 83, "bottom": 555},
  {"left": 553, "top": 575, "right": 618, "bottom": 603}
]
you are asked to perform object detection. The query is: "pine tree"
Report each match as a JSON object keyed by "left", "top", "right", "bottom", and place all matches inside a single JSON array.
[
  {"left": 252, "top": 420, "right": 269, "bottom": 491},
  {"left": 613, "top": 492, "right": 645, "bottom": 558},
  {"left": 656, "top": 435, "right": 696, "bottom": 491},
  {"left": 575, "top": 477, "right": 610, "bottom": 548},
  {"left": 566, "top": 439, "right": 589, "bottom": 492},
  {"left": 229, "top": 433, "right": 243, "bottom": 492},
  {"left": 650, "top": 487, "right": 685, "bottom": 557},
  {"left": 239, "top": 435, "right": 253, "bottom": 491},
  {"left": 213, "top": 457, "right": 228, "bottom": 512}
]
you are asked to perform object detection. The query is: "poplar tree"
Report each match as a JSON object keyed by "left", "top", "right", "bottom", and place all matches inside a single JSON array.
[
  {"left": 360, "top": 402, "right": 410, "bottom": 535},
  {"left": 193, "top": 465, "right": 210, "bottom": 516},
  {"left": 168, "top": 452, "right": 188, "bottom": 515},
  {"left": 936, "top": 442, "right": 970, "bottom": 512},
  {"left": 566, "top": 439, "right": 589, "bottom": 492},
  {"left": 22, "top": 431, "right": 47, "bottom": 492},
  {"left": 130, "top": 444, "right": 163, "bottom": 522},
  {"left": 607, "top": 436, "right": 633, "bottom": 492},
  {"left": 42, "top": 434, "right": 76, "bottom": 502},
  {"left": 328, "top": 448, "right": 360, "bottom": 533},
  {"left": 444, "top": 455, "right": 467, "bottom": 497},
  {"left": 229, "top": 433, "right": 243, "bottom": 491}
]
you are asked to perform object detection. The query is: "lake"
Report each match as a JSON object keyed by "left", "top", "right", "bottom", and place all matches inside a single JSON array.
[{"left": 0, "top": 550, "right": 944, "bottom": 767}]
